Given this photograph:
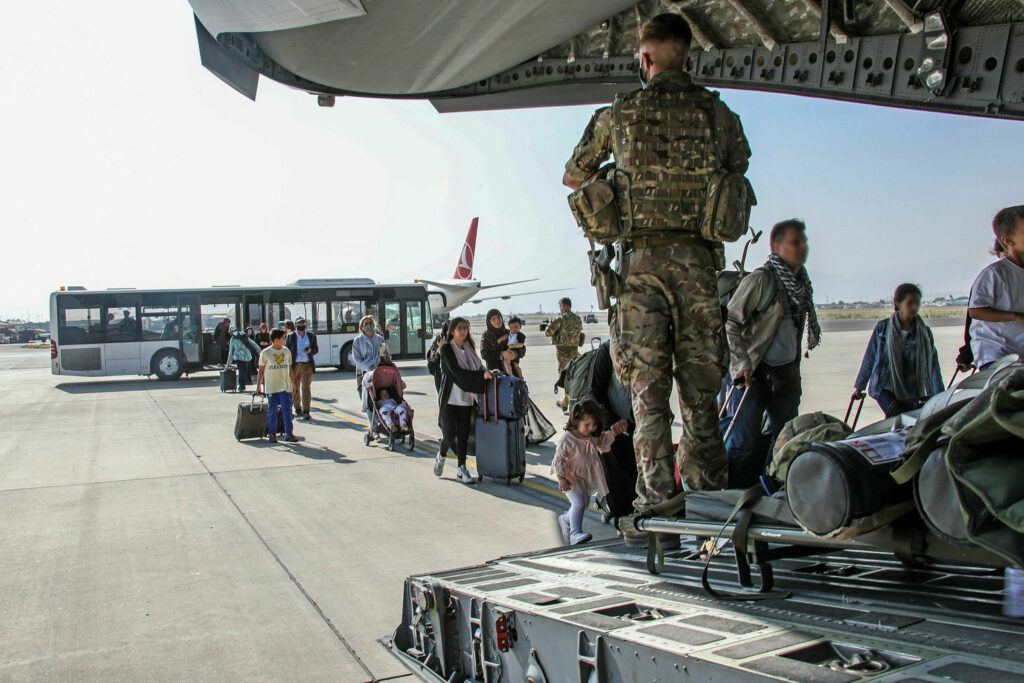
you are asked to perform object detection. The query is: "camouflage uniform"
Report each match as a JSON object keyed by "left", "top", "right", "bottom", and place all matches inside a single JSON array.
[
  {"left": 545, "top": 310, "right": 583, "bottom": 373},
  {"left": 565, "top": 70, "right": 751, "bottom": 511}
]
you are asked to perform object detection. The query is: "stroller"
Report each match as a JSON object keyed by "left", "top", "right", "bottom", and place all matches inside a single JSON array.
[{"left": 362, "top": 360, "right": 415, "bottom": 452}]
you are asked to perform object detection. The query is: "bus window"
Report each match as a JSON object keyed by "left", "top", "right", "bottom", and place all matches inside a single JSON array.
[
  {"left": 282, "top": 301, "right": 325, "bottom": 330},
  {"left": 331, "top": 300, "right": 365, "bottom": 333},
  {"left": 141, "top": 307, "right": 182, "bottom": 341},
  {"left": 58, "top": 300, "right": 102, "bottom": 345},
  {"left": 200, "top": 302, "right": 236, "bottom": 334},
  {"left": 101, "top": 294, "right": 140, "bottom": 343}
]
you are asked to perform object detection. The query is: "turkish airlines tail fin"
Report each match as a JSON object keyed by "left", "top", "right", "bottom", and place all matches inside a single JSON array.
[{"left": 453, "top": 217, "right": 478, "bottom": 280}]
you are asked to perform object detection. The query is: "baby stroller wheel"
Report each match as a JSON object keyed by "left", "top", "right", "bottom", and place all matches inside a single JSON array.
[
  {"left": 388, "top": 431, "right": 396, "bottom": 451},
  {"left": 364, "top": 431, "right": 372, "bottom": 446},
  {"left": 407, "top": 432, "right": 415, "bottom": 451},
  {"left": 517, "top": 474, "right": 525, "bottom": 484}
]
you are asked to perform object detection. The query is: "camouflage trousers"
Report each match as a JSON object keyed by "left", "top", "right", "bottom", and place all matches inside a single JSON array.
[
  {"left": 556, "top": 346, "right": 579, "bottom": 375},
  {"left": 614, "top": 244, "right": 728, "bottom": 512}
]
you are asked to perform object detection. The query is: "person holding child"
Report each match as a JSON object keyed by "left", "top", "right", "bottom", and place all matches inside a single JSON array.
[
  {"left": 480, "top": 309, "right": 519, "bottom": 376},
  {"left": 552, "top": 399, "right": 629, "bottom": 545}
]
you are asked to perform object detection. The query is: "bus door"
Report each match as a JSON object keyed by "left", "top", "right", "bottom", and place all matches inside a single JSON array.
[
  {"left": 178, "top": 296, "right": 201, "bottom": 366},
  {"left": 243, "top": 294, "right": 265, "bottom": 331},
  {"left": 383, "top": 300, "right": 402, "bottom": 358},
  {"left": 404, "top": 300, "right": 426, "bottom": 357}
]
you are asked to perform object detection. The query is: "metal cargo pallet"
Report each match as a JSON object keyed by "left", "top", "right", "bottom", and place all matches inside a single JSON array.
[{"left": 382, "top": 537, "right": 1024, "bottom": 682}]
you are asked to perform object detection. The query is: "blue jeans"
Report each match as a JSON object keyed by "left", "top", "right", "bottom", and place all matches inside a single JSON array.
[
  {"left": 267, "top": 391, "right": 294, "bottom": 436},
  {"left": 875, "top": 390, "right": 921, "bottom": 418},
  {"left": 725, "top": 362, "right": 802, "bottom": 488}
]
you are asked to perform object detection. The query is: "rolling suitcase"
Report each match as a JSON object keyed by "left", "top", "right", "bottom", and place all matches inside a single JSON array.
[
  {"left": 475, "top": 378, "right": 526, "bottom": 484},
  {"left": 220, "top": 366, "right": 237, "bottom": 393},
  {"left": 481, "top": 373, "right": 528, "bottom": 420},
  {"left": 235, "top": 394, "right": 268, "bottom": 440}
]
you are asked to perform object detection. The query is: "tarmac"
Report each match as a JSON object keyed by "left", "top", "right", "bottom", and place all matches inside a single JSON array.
[{"left": 0, "top": 317, "right": 966, "bottom": 681}]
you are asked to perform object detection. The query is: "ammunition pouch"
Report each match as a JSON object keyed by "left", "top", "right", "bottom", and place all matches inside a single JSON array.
[
  {"left": 568, "top": 163, "right": 630, "bottom": 244},
  {"left": 702, "top": 170, "right": 756, "bottom": 243}
]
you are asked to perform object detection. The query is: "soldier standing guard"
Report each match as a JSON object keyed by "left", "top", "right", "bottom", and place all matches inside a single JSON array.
[
  {"left": 546, "top": 297, "right": 583, "bottom": 411},
  {"left": 562, "top": 13, "right": 752, "bottom": 538}
]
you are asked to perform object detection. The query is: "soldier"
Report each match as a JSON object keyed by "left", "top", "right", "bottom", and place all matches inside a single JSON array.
[
  {"left": 546, "top": 297, "right": 583, "bottom": 411},
  {"left": 562, "top": 13, "right": 752, "bottom": 535}
]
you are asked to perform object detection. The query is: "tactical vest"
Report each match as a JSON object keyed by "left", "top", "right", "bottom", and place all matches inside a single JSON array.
[{"left": 612, "top": 86, "right": 719, "bottom": 234}]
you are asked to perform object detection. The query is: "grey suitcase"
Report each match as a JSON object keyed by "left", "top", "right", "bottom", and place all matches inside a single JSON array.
[
  {"left": 220, "top": 366, "right": 237, "bottom": 392},
  {"left": 235, "top": 394, "right": 268, "bottom": 440},
  {"left": 474, "top": 416, "right": 526, "bottom": 485}
]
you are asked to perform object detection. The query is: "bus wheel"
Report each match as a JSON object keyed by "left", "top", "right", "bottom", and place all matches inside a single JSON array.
[
  {"left": 339, "top": 343, "right": 355, "bottom": 372},
  {"left": 152, "top": 350, "right": 184, "bottom": 381}
]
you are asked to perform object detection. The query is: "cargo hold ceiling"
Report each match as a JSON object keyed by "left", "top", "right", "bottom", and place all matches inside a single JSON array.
[{"left": 190, "top": 0, "right": 1024, "bottom": 120}]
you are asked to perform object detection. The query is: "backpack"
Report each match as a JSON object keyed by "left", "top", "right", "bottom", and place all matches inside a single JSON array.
[
  {"left": 556, "top": 341, "right": 632, "bottom": 425},
  {"left": 717, "top": 266, "right": 778, "bottom": 323},
  {"left": 715, "top": 227, "right": 777, "bottom": 322}
]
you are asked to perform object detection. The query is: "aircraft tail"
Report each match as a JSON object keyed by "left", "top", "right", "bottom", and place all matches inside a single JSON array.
[{"left": 453, "top": 217, "right": 478, "bottom": 280}]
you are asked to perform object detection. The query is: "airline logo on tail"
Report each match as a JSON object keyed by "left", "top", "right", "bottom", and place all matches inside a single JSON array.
[{"left": 453, "top": 217, "right": 478, "bottom": 280}]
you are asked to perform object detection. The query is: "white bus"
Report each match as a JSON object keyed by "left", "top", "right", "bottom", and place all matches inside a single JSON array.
[{"left": 49, "top": 281, "right": 432, "bottom": 380}]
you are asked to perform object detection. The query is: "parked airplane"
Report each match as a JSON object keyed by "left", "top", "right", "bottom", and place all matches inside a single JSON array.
[{"left": 416, "top": 218, "right": 562, "bottom": 320}]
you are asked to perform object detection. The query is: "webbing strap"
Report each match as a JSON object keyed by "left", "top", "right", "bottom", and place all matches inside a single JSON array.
[{"left": 699, "top": 485, "right": 792, "bottom": 601}]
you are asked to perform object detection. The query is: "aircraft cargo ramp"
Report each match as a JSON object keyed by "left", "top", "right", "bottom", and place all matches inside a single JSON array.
[{"left": 383, "top": 535, "right": 1024, "bottom": 682}]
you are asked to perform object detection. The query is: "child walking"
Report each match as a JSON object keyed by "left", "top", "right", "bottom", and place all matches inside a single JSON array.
[{"left": 551, "top": 400, "right": 628, "bottom": 545}]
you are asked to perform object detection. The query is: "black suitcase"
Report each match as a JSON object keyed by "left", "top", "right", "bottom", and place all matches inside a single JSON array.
[
  {"left": 235, "top": 394, "right": 268, "bottom": 440},
  {"left": 474, "top": 417, "right": 526, "bottom": 484},
  {"left": 220, "top": 366, "right": 237, "bottom": 393}
]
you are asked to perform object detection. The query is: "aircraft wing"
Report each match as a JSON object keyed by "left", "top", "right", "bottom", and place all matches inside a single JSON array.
[
  {"left": 191, "top": 1, "right": 1024, "bottom": 121},
  {"left": 469, "top": 288, "right": 568, "bottom": 304},
  {"left": 475, "top": 279, "right": 539, "bottom": 291}
]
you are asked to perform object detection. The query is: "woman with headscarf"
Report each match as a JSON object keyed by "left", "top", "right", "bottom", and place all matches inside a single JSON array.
[
  {"left": 853, "top": 283, "right": 944, "bottom": 417},
  {"left": 479, "top": 309, "right": 517, "bottom": 373}
]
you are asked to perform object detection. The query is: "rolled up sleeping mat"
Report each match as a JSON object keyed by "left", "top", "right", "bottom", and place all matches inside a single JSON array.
[
  {"left": 913, "top": 445, "right": 974, "bottom": 546},
  {"left": 787, "top": 431, "right": 913, "bottom": 538}
]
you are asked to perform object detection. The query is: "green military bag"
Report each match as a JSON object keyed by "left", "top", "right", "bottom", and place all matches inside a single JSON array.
[
  {"left": 567, "top": 163, "right": 626, "bottom": 244},
  {"left": 702, "top": 171, "right": 756, "bottom": 243},
  {"left": 701, "top": 98, "right": 756, "bottom": 243}
]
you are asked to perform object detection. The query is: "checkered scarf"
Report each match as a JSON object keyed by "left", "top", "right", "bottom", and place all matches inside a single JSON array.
[{"left": 766, "top": 253, "right": 821, "bottom": 351}]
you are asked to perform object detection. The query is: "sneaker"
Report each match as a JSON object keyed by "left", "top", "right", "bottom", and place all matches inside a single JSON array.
[
  {"left": 622, "top": 531, "right": 649, "bottom": 549},
  {"left": 569, "top": 531, "right": 592, "bottom": 545},
  {"left": 267, "top": 434, "right": 278, "bottom": 443},
  {"left": 284, "top": 434, "right": 298, "bottom": 443},
  {"left": 456, "top": 466, "right": 474, "bottom": 484},
  {"left": 433, "top": 453, "right": 446, "bottom": 477},
  {"left": 557, "top": 514, "right": 571, "bottom": 544}
]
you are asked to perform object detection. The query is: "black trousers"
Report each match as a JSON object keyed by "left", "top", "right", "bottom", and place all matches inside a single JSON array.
[{"left": 442, "top": 404, "right": 474, "bottom": 467}]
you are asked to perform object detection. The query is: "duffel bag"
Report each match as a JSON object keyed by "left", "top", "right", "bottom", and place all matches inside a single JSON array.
[
  {"left": 787, "top": 430, "right": 915, "bottom": 539},
  {"left": 913, "top": 444, "right": 975, "bottom": 546}
]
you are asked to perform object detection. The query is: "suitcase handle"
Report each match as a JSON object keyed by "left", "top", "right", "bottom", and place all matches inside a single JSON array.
[{"left": 483, "top": 375, "right": 499, "bottom": 423}]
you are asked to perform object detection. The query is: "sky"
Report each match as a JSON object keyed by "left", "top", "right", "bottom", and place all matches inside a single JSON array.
[{"left": 3, "top": 2, "right": 1024, "bottom": 321}]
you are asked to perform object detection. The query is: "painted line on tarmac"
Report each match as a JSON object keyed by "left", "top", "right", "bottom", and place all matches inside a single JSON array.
[{"left": 309, "top": 401, "right": 603, "bottom": 515}]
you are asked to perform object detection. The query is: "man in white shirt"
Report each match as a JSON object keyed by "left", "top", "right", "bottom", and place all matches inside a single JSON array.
[
  {"left": 257, "top": 328, "right": 298, "bottom": 443},
  {"left": 968, "top": 206, "right": 1024, "bottom": 369}
]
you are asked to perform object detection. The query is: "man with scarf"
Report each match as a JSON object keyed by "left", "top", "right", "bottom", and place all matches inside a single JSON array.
[{"left": 724, "top": 219, "right": 821, "bottom": 488}]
